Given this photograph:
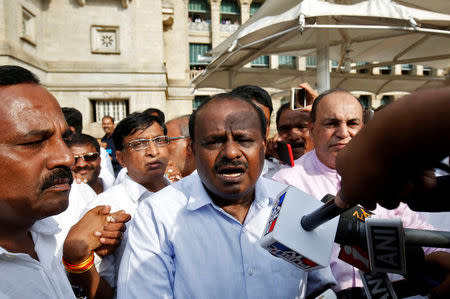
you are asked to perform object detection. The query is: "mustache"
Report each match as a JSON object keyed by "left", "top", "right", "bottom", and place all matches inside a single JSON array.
[
  {"left": 73, "top": 165, "right": 96, "bottom": 172},
  {"left": 40, "top": 167, "right": 73, "bottom": 192},
  {"left": 214, "top": 159, "right": 249, "bottom": 171}
]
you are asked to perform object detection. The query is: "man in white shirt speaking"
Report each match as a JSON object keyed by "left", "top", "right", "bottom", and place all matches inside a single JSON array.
[{"left": 117, "top": 93, "right": 336, "bottom": 298}]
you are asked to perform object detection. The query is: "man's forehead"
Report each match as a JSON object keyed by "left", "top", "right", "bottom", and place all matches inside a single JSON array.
[
  {"left": 281, "top": 109, "right": 309, "bottom": 123},
  {"left": 126, "top": 122, "right": 164, "bottom": 140},
  {"left": 318, "top": 92, "right": 362, "bottom": 118},
  {"left": 197, "top": 100, "right": 260, "bottom": 135},
  {"left": 0, "top": 84, "right": 64, "bottom": 135},
  {"left": 70, "top": 143, "right": 96, "bottom": 153}
]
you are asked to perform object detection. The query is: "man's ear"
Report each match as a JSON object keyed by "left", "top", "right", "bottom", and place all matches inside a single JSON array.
[
  {"left": 308, "top": 121, "right": 314, "bottom": 134},
  {"left": 186, "top": 138, "right": 194, "bottom": 157},
  {"left": 188, "top": 138, "right": 195, "bottom": 157},
  {"left": 116, "top": 150, "right": 126, "bottom": 168}
]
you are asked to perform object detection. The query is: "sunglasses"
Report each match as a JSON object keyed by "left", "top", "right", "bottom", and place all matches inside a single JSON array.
[{"left": 73, "top": 152, "right": 100, "bottom": 163}]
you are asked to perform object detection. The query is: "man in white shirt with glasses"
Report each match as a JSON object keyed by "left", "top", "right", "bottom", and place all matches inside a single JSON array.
[{"left": 85, "top": 112, "right": 170, "bottom": 288}]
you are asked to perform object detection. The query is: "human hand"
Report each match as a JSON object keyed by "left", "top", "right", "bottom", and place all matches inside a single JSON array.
[
  {"left": 265, "top": 134, "right": 282, "bottom": 161},
  {"left": 297, "top": 82, "right": 318, "bottom": 112},
  {"left": 165, "top": 160, "right": 183, "bottom": 182},
  {"left": 63, "top": 206, "right": 131, "bottom": 263}
]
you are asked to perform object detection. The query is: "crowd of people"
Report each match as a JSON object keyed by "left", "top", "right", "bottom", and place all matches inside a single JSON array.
[{"left": 0, "top": 65, "right": 448, "bottom": 298}]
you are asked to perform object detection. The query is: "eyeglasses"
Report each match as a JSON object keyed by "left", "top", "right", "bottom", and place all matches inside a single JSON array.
[
  {"left": 124, "top": 136, "right": 170, "bottom": 151},
  {"left": 169, "top": 136, "right": 189, "bottom": 141},
  {"left": 73, "top": 152, "right": 100, "bottom": 163}
]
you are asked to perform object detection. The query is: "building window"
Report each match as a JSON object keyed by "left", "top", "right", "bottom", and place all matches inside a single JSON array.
[
  {"left": 380, "top": 95, "right": 394, "bottom": 106},
  {"left": 356, "top": 62, "right": 370, "bottom": 74},
  {"left": 331, "top": 60, "right": 338, "bottom": 69},
  {"left": 279, "top": 56, "right": 296, "bottom": 69},
  {"left": 306, "top": 56, "right": 317, "bottom": 68},
  {"left": 189, "top": 43, "right": 212, "bottom": 69},
  {"left": 423, "top": 66, "right": 433, "bottom": 76},
  {"left": 359, "top": 95, "right": 371, "bottom": 109},
  {"left": 91, "top": 99, "right": 129, "bottom": 123},
  {"left": 188, "top": 0, "right": 211, "bottom": 31},
  {"left": 379, "top": 65, "right": 392, "bottom": 75},
  {"left": 21, "top": 6, "right": 36, "bottom": 46},
  {"left": 91, "top": 25, "right": 120, "bottom": 54},
  {"left": 251, "top": 56, "right": 269, "bottom": 67},
  {"left": 220, "top": 0, "right": 240, "bottom": 25},
  {"left": 193, "top": 95, "right": 210, "bottom": 110},
  {"left": 401, "top": 64, "right": 413, "bottom": 75},
  {"left": 250, "top": 2, "right": 262, "bottom": 16}
]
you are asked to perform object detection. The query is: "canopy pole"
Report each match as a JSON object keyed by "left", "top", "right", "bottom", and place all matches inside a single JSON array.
[{"left": 316, "top": 23, "right": 330, "bottom": 93}]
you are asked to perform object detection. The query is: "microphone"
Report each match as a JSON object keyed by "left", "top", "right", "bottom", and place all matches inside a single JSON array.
[
  {"left": 261, "top": 187, "right": 342, "bottom": 271},
  {"left": 334, "top": 216, "right": 450, "bottom": 273}
]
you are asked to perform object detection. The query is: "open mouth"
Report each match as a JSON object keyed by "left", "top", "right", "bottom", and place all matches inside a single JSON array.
[
  {"left": 217, "top": 167, "right": 246, "bottom": 178},
  {"left": 291, "top": 141, "right": 305, "bottom": 149}
]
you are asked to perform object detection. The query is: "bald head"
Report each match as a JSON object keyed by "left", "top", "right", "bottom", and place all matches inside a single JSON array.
[{"left": 309, "top": 90, "right": 364, "bottom": 169}]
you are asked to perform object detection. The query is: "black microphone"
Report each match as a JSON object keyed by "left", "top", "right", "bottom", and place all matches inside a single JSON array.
[{"left": 334, "top": 216, "right": 450, "bottom": 274}]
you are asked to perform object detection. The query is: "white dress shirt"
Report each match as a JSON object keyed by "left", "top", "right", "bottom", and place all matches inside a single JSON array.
[
  {"left": 117, "top": 172, "right": 336, "bottom": 299},
  {"left": 85, "top": 173, "right": 166, "bottom": 287},
  {"left": 100, "top": 147, "right": 115, "bottom": 188},
  {"left": 53, "top": 182, "right": 97, "bottom": 253},
  {"left": 0, "top": 217, "right": 75, "bottom": 298}
]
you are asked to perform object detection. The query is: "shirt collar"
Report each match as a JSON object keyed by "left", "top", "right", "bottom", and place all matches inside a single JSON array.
[
  {"left": 123, "top": 174, "right": 153, "bottom": 203},
  {"left": 185, "top": 173, "right": 272, "bottom": 211},
  {"left": 32, "top": 217, "right": 61, "bottom": 236}
]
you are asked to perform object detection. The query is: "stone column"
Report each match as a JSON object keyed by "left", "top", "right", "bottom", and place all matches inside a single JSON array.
[
  {"left": 239, "top": 0, "right": 251, "bottom": 24},
  {"left": 211, "top": 0, "right": 222, "bottom": 48}
]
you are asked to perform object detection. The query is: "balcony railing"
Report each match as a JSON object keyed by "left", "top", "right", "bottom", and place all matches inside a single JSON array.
[
  {"left": 189, "top": 69, "right": 203, "bottom": 80},
  {"left": 188, "top": 21, "right": 211, "bottom": 32},
  {"left": 220, "top": 23, "right": 239, "bottom": 33}
]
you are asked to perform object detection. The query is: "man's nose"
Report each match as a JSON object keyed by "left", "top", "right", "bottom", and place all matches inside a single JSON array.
[
  {"left": 221, "top": 140, "right": 241, "bottom": 160},
  {"left": 145, "top": 141, "right": 159, "bottom": 157},
  {"left": 335, "top": 124, "right": 350, "bottom": 139}
]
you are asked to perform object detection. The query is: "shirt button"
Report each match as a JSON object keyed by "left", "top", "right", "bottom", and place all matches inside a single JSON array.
[{"left": 248, "top": 268, "right": 253, "bottom": 276}]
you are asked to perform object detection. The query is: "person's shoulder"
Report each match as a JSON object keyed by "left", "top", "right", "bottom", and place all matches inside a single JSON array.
[
  {"left": 140, "top": 173, "right": 195, "bottom": 212},
  {"left": 259, "top": 176, "right": 288, "bottom": 197}
]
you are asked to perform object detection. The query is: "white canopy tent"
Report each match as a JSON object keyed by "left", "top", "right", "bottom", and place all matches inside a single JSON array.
[
  {"left": 193, "top": 67, "right": 446, "bottom": 94},
  {"left": 192, "top": 0, "right": 450, "bottom": 93}
]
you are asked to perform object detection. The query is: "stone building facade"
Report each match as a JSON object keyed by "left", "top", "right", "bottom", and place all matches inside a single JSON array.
[{"left": 0, "top": 0, "right": 445, "bottom": 137}]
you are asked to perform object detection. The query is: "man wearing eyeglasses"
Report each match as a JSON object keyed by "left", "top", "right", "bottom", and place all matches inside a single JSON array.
[
  {"left": 165, "top": 115, "right": 196, "bottom": 182},
  {"left": 84, "top": 112, "right": 170, "bottom": 288}
]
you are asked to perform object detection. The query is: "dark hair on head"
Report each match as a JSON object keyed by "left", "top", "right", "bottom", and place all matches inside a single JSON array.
[
  {"left": 62, "top": 107, "right": 83, "bottom": 134},
  {"left": 275, "top": 103, "right": 292, "bottom": 128},
  {"left": 167, "top": 114, "right": 191, "bottom": 137},
  {"left": 102, "top": 115, "right": 115, "bottom": 122},
  {"left": 311, "top": 88, "right": 362, "bottom": 123},
  {"left": 113, "top": 112, "right": 167, "bottom": 150},
  {"left": 0, "top": 65, "right": 40, "bottom": 86},
  {"left": 189, "top": 92, "right": 267, "bottom": 142},
  {"left": 143, "top": 108, "right": 165, "bottom": 123},
  {"left": 230, "top": 85, "right": 273, "bottom": 116},
  {"left": 68, "top": 133, "right": 100, "bottom": 153}
]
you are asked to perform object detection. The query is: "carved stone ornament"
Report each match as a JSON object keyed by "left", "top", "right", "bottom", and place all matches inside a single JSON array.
[{"left": 78, "top": 0, "right": 133, "bottom": 8}]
